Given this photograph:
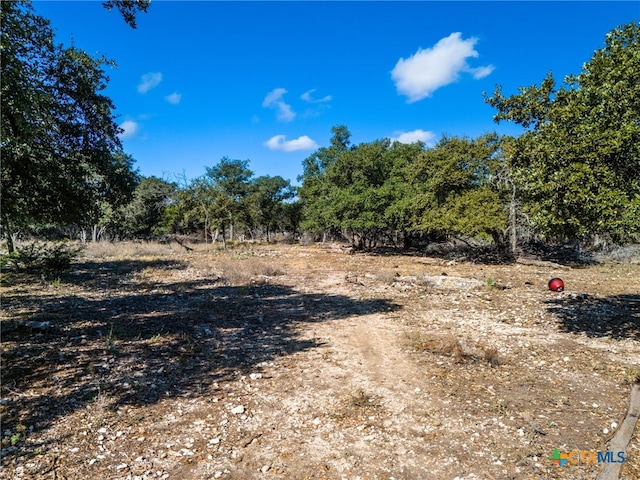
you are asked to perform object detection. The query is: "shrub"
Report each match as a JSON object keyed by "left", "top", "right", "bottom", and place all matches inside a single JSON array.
[{"left": 0, "top": 241, "right": 84, "bottom": 273}]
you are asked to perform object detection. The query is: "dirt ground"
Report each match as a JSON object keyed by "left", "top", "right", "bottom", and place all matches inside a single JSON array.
[{"left": 1, "top": 241, "right": 639, "bottom": 480}]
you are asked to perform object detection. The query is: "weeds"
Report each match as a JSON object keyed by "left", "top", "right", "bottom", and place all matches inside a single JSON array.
[
  {"left": 349, "top": 388, "right": 376, "bottom": 408},
  {"left": 219, "top": 257, "right": 285, "bottom": 285},
  {"left": 481, "top": 345, "right": 502, "bottom": 367},
  {"left": 623, "top": 366, "right": 640, "bottom": 384},
  {"left": 1, "top": 241, "right": 83, "bottom": 273},
  {"left": 491, "top": 399, "right": 509, "bottom": 417},
  {"left": 408, "top": 332, "right": 502, "bottom": 366},
  {"left": 409, "top": 332, "right": 467, "bottom": 363}
]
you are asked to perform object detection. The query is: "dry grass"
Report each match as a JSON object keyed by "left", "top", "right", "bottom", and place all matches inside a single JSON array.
[
  {"left": 218, "top": 256, "right": 286, "bottom": 285},
  {"left": 408, "top": 332, "right": 502, "bottom": 366},
  {"left": 83, "top": 240, "right": 181, "bottom": 260},
  {"left": 408, "top": 332, "right": 467, "bottom": 363}
]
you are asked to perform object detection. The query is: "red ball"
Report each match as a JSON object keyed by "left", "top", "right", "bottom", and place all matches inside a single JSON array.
[{"left": 548, "top": 278, "right": 565, "bottom": 292}]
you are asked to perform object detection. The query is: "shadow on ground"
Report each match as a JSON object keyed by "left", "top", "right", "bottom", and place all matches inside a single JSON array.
[
  {"left": 1, "top": 258, "right": 400, "bottom": 459},
  {"left": 546, "top": 294, "right": 640, "bottom": 340}
]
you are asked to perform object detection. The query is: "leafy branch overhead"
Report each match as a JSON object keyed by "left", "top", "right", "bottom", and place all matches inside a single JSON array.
[
  {"left": 484, "top": 21, "right": 640, "bottom": 241},
  {"left": 102, "top": 0, "right": 151, "bottom": 28},
  {"left": 1, "top": 1, "right": 139, "bottom": 252}
]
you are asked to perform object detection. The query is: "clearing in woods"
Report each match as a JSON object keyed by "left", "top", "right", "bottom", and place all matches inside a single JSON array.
[{"left": 1, "top": 242, "right": 639, "bottom": 479}]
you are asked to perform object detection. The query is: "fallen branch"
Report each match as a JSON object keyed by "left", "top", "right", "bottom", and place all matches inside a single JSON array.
[
  {"left": 515, "top": 257, "right": 571, "bottom": 269},
  {"left": 597, "top": 383, "right": 640, "bottom": 480},
  {"left": 172, "top": 236, "right": 193, "bottom": 252}
]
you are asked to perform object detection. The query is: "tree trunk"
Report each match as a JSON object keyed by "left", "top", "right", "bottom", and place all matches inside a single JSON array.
[
  {"left": 403, "top": 231, "right": 412, "bottom": 250},
  {"left": 3, "top": 214, "right": 15, "bottom": 254},
  {"left": 509, "top": 182, "right": 518, "bottom": 255}
]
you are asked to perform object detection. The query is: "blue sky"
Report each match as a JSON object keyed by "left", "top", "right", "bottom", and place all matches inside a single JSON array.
[{"left": 33, "top": 1, "right": 639, "bottom": 185}]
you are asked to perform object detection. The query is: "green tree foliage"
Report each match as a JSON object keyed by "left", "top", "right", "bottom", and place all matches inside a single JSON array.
[
  {"left": 299, "top": 125, "right": 354, "bottom": 235},
  {"left": 300, "top": 127, "right": 508, "bottom": 249},
  {"left": 409, "top": 134, "right": 507, "bottom": 243},
  {"left": 102, "top": 0, "right": 151, "bottom": 28},
  {"left": 204, "top": 157, "right": 253, "bottom": 242},
  {"left": 1, "top": 1, "right": 138, "bottom": 251},
  {"left": 162, "top": 160, "right": 298, "bottom": 244},
  {"left": 115, "top": 176, "right": 177, "bottom": 238},
  {"left": 245, "top": 176, "right": 296, "bottom": 241},
  {"left": 485, "top": 21, "right": 640, "bottom": 241}
]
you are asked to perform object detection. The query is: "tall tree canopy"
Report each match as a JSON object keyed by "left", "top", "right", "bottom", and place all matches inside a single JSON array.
[
  {"left": 299, "top": 127, "right": 508, "bottom": 249},
  {"left": 485, "top": 21, "right": 640, "bottom": 241},
  {"left": 1, "top": 1, "right": 138, "bottom": 251},
  {"left": 409, "top": 134, "right": 507, "bottom": 243}
]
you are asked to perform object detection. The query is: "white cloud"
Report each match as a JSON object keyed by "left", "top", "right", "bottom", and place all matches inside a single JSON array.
[
  {"left": 263, "top": 135, "right": 318, "bottom": 152},
  {"left": 301, "top": 89, "right": 332, "bottom": 103},
  {"left": 391, "top": 32, "right": 494, "bottom": 102},
  {"left": 119, "top": 120, "right": 139, "bottom": 139},
  {"left": 469, "top": 65, "right": 494, "bottom": 80},
  {"left": 137, "top": 72, "right": 162, "bottom": 93},
  {"left": 391, "top": 128, "right": 436, "bottom": 145},
  {"left": 165, "top": 92, "right": 182, "bottom": 105},
  {"left": 262, "top": 88, "right": 296, "bottom": 122},
  {"left": 391, "top": 129, "right": 437, "bottom": 145}
]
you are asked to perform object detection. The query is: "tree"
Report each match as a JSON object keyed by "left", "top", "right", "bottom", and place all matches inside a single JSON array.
[
  {"left": 408, "top": 134, "right": 507, "bottom": 244},
  {"left": 117, "top": 176, "right": 176, "bottom": 238},
  {"left": 485, "top": 21, "right": 640, "bottom": 241},
  {"left": 1, "top": 1, "right": 138, "bottom": 252},
  {"left": 299, "top": 126, "right": 353, "bottom": 235},
  {"left": 246, "top": 176, "right": 295, "bottom": 241},
  {"left": 381, "top": 141, "right": 428, "bottom": 248},
  {"left": 300, "top": 128, "right": 422, "bottom": 249},
  {"left": 204, "top": 157, "right": 253, "bottom": 244},
  {"left": 323, "top": 139, "right": 398, "bottom": 249}
]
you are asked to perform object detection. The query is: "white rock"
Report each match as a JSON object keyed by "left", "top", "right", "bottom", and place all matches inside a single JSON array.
[
  {"left": 231, "top": 405, "right": 245, "bottom": 415},
  {"left": 250, "top": 373, "right": 263, "bottom": 380}
]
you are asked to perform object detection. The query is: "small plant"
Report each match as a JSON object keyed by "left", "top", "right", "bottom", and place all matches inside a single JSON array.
[
  {"left": 410, "top": 332, "right": 467, "bottom": 363},
  {"left": 349, "top": 388, "right": 374, "bottom": 408},
  {"left": 51, "top": 277, "right": 62, "bottom": 287},
  {"left": 1, "top": 241, "right": 83, "bottom": 273},
  {"left": 623, "top": 366, "right": 640, "bottom": 384},
  {"left": 104, "top": 324, "right": 120, "bottom": 355},
  {"left": 486, "top": 277, "right": 496, "bottom": 289},
  {"left": 491, "top": 399, "right": 508, "bottom": 417},
  {"left": 481, "top": 345, "right": 501, "bottom": 367},
  {"left": 149, "top": 332, "right": 164, "bottom": 343}
]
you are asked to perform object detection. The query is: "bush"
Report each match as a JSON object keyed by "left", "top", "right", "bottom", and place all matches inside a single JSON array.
[{"left": 0, "top": 241, "right": 84, "bottom": 273}]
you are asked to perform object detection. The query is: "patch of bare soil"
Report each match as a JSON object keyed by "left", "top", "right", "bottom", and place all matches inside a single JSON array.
[{"left": 1, "top": 242, "right": 639, "bottom": 479}]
